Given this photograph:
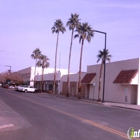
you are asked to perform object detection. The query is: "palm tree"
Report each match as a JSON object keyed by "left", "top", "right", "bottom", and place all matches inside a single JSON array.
[
  {"left": 31, "top": 48, "right": 41, "bottom": 87},
  {"left": 74, "top": 22, "right": 94, "bottom": 99},
  {"left": 51, "top": 19, "right": 66, "bottom": 94},
  {"left": 97, "top": 49, "right": 111, "bottom": 102},
  {"left": 66, "top": 13, "right": 80, "bottom": 97},
  {"left": 36, "top": 54, "right": 50, "bottom": 92}
]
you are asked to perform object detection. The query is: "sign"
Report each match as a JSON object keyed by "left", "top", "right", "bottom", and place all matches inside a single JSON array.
[
  {"left": 125, "top": 96, "right": 127, "bottom": 102},
  {"left": 127, "top": 127, "right": 140, "bottom": 139},
  {"left": 124, "top": 88, "right": 128, "bottom": 105}
]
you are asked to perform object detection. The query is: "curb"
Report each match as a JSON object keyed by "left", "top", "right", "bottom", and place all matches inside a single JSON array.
[
  {"left": 40, "top": 93, "right": 140, "bottom": 111},
  {"left": 47, "top": 93, "right": 103, "bottom": 105},
  {"left": 110, "top": 105, "right": 140, "bottom": 112}
]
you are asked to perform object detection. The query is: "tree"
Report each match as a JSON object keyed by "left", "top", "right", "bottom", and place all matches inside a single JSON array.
[
  {"left": 31, "top": 48, "right": 41, "bottom": 87},
  {"left": 74, "top": 22, "right": 94, "bottom": 99},
  {"left": 66, "top": 13, "right": 80, "bottom": 97},
  {"left": 8, "top": 72, "right": 24, "bottom": 85},
  {"left": 0, "top": 73, "right": 6, "bottom": 83},
  {"left": 0, "top": 72, "right": 24, "bottom": 85},
  {"left": 97, "top": 49, "right": 111, "bottom": 101},
  {"left": 51, "top": 19, "right": 66, "bottom": 94},
  {"left": 36, "top": 54, "right": 50, "bottom": 92}
]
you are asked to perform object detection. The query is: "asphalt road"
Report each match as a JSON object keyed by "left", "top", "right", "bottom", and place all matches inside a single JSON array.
[{"left": 0, "top": 88, "right": 140, "bottom": 140}]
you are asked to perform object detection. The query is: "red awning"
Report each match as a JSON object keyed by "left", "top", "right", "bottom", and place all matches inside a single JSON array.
[
  {"left": 113, "top": 69, "right": 138, "bottom": 84},
  {"left": 81, "top": 73, "right": 96, "bottom": 84}
]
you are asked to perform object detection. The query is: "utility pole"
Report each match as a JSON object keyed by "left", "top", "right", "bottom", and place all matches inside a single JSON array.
[
  {"left": 5, "top": 65, "right": 11, "bottom": 73},
  {"left": 94, "top": 30, "right": 107, "bottom": 103}
]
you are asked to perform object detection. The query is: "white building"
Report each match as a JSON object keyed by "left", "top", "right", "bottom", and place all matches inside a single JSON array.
[
  {"left": 83, "top": 58, "right": 140, "bottom": 105},
  {"left": 16, "top": 58, "right": 140, "bottom": 105},
  {"left": 35, "top": 69, "right": 68, "bottom": 93},
  {"left": 16, "top": 67, "right": 68, "bottom": 88}
]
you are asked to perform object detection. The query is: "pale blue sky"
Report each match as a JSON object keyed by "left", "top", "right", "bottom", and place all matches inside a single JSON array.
[{"left": 0, "top": 0, "right": 140, "bottom": 73}]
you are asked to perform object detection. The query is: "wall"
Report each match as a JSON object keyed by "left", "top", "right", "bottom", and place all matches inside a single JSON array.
[
  {"left": 130, "top": 85, "right": 137, "bottom": 104},
  {"left": 16, "top": 67, "right": 31, "bottom": 83},
  {"left": 61, "top": 72, "right": 86, "bottom": 96},
  {"left": 87, "top": 58, "right": 139, "bottom": 104},
  {"left": 137, "top": 58, "right": 140, "bottom": 105},
  {"left": 70, "top": 82, "right": 77, "bottom": 96},
  {"left": 34, "top": 69, "right": 68, "bottom": 94}
]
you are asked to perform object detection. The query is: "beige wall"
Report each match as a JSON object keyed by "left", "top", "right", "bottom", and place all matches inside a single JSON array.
[
  {"left": 87, "top": 58, "right": 139, "bottom": 104},
  {"left": 130, "top": 85, "right": 137, "bottom": 104},
  {"left": 70, "top": 82, "right": 77, "bottom": 96},
  {"left": 61, "top": 72, "right": 86, "bottom": 96},
  {"left": 16, "top": 67, "right": 31, "bottom": 83},
  {"left": 62, "top": 82, "right": 67, "bottom": 95},
  {"left": 137, "top": 58, "right": 140, "bottom": 105}
]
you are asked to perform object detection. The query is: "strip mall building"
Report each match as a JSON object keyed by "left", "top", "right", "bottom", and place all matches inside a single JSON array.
[{"left": 16, "top": 58, "right": 140, "bottom": 105}]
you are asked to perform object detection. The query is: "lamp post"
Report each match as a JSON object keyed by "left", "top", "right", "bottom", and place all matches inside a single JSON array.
[
  {"left": 5, "top": 65, "right": 11, "bottom": 73},
  {"left": 94, "top": 30, "right": 107, "bottom": 103}
]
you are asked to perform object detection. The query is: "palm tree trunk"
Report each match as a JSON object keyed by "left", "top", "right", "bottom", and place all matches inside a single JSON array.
[
  {"left": 41, "top": 67, "right": 44, "bottom": 92},
  {"left": 78, "top": 39, "right": 84, "bottom": 99},
  {"left": 66, "top": 29, "right": 74, "bottom": 97},
  {"left": 53, "top": 32, "right": 59, "bottom": 95},
  {"left": 98, "top": 60, "right": 103, "bottom": 102},
  {"left": 34, "top": 59, "right": 37, "bottom": 88}
]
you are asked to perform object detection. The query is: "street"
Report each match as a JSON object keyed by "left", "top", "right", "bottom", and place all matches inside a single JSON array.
[{"left": 0, "top": 88, "right": 140, "bottom": 140}]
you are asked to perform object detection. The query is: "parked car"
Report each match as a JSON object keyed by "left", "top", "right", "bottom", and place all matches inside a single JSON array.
[
  {"left": 15, "top": 85, "right": 22, "bottom": 91},
  {"left": 17, "top": 85, "right": 37, "bottom": 93},
  {"left": 2, "top": 84, "right": 9, "bottom": 88},
  {"left": 9, "top": 85, "right": 15, "bottom": 89},
  {"left": 15, "top": 85, "right": 27, "bottom": 91}
]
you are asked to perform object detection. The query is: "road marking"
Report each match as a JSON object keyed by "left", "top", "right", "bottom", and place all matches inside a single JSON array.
[
  {"left": 9, "top": 93, "right": 139, "bottom": 140},
  {"left": 0, "top": 124, "right": 14, "bottom": 129}
]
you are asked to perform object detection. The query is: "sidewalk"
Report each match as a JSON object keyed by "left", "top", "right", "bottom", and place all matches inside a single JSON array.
[
  {"left": 53, "top": 94, "right": 140, "bottom": 111},
  {"left": 0, "top": 99, "right": 31, "bottom": 131},
  {"left": 103, "top": 102, "right": 140, "bottom": 111}
]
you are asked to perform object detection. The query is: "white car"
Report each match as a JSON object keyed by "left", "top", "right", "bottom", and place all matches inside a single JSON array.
[
  {"left": 15, "top": 85, "right": 24, "bottom": 91},
  {"left": 9, "top": 86, "right": 15, "bottom": 89},
  {"left": 19, "top": 85, "right": 37, "bottom": 93}
]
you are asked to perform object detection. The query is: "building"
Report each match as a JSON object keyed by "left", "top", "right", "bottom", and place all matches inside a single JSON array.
[
  {"left": 16, "top": 67, "right": 68, "bottom": 89},
  {"left": 35, "top": 69, "right": 68, "bottom": 93},
  {"left": 61, "top": 72, "right": 86, "bottom": 97},
  {"left": 83, "top": 58, "right": 140, "bottom": 105},
  {"left": 16, "top": 58, "right": 140, "bottom": 105}
]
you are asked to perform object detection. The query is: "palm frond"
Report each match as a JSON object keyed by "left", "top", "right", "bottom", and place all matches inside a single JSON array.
[
  {"left": 97, "top": 49, "right": 112, "bottom": 63},
  {"left": 74, "top": 34, "right": 79, "bottom": 39},
  {"left": 31, "top": 48, "right": 41, "bottom": 60},
  {"left": 37, "top": 54, "right": 50, "bottom": 69},
  {"left": 66, "top": 13, "right": 81, "bottom": 30},
  {"left": 74, "top": 22, "right": 94, "bottom": 44},
  {"left": 52, "top": 19, "right": 66, "bottom": 34}
]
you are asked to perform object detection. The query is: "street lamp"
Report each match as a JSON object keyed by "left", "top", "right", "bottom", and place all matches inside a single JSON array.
[
  {"left": 94, "top": 30, "right": 107, "bottom": 103},
  {"left": 5, "top": 65, "right": 11, "bottom": 73}
]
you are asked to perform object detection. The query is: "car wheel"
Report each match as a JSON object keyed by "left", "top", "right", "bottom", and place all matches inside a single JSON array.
[{"left": 24, "top": 89, "right": 27, "bottom": 93}]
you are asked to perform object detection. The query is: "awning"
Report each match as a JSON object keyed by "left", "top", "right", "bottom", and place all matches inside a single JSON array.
[
  {"left": 113, "top": 69, "right": 138, "bottom": 84},
  {"left": 81, "top": 73, "right": 96, "bottom": 84}
]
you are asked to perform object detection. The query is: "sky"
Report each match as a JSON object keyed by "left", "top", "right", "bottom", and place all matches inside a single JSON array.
[{"left": 0, "top": 0, "right": 140, "bottom": 73}]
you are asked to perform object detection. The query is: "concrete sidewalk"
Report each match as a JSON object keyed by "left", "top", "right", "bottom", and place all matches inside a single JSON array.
[
  {"left": 103, "top": 102, "right": 140, "bottom": 111},
  {"left": 0, "top": 99, "right": 16, "bottom": 131},
  {"left": 53, "top": 94, "right": 140, "bottom": 111},
  {"left": 0, "top": 99, "right": 31, "bottom": 131}
]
